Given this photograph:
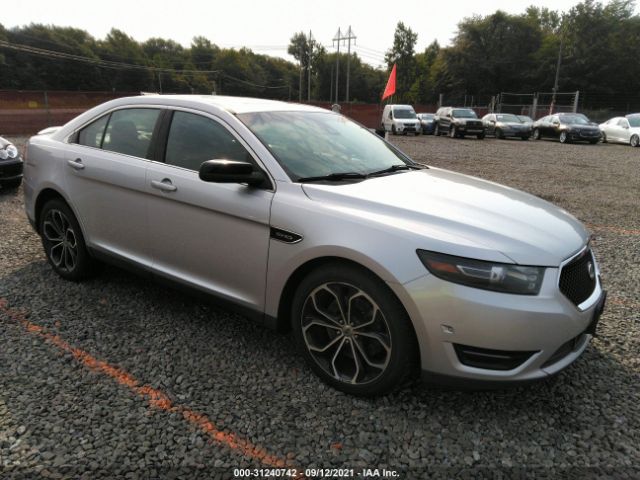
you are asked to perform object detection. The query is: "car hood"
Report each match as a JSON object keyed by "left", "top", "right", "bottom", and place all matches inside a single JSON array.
[{"left": 301, "top": 168, "right": 588, "bottom": 266}]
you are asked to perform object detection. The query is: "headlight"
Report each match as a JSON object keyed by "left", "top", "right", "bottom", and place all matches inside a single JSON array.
[
  {"left": 6, "top": 144, "right": 18, "bottom": 158},
  {"left": 417, "top": 250, "right": 545, "bottom": 295}
]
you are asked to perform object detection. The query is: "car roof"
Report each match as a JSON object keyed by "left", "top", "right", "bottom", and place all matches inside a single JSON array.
[{"left": 109, "top": 94, "right": 327, "bottom": 115}]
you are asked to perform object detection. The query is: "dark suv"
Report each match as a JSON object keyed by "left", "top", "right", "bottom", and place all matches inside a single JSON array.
[
  {"left": 532, "top": 113, "right": 601, "bottom": 144},
  {"left": 434, "top": 107, "right": 485, "bottom": 139}
]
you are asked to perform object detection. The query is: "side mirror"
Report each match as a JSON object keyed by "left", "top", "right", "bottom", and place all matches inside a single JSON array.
[
  {"left": 199, "top": 160, "right": 266, "bottom": 187},
  {"left": 552, "top": 121, "right": 560, "bottom": 126}
]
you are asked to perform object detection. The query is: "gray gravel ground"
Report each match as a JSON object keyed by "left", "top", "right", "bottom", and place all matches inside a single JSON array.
[{"left": 0, "top": 134, "right": 638, "bottom": 479}]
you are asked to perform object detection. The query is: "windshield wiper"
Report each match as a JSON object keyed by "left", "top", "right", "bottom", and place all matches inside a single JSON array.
[
  {"left": 297, "top": 172, "right": 368, "bottom": 183},
  {"left": 368, "top": 164, "right": 425, "bottom": 176}
]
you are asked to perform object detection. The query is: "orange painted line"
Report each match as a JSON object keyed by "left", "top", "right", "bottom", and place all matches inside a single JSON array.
[
  {"left": 587, "top": 223, "right": 640, "bottom": 236},
  {"left": 608, "top": 296, "right": 640, "bottom": 310},
  {"left": 0, "top": 298, "right": 304, "bottom": 477}
]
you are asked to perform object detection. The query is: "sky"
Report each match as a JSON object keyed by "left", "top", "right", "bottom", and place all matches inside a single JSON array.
[{"left": 4, "top": 0, "right": 590, "bottom": 68}]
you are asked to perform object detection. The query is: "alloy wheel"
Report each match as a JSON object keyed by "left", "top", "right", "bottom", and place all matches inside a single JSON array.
[
  {"left": 631, "top": 135, "right": 639, "bottom": 147},
  {"left": 42, "top": 209, "right": 78, "bottom": 273},
  {"left": 300, "top": 282, "right": 392, "bottom": 385}
]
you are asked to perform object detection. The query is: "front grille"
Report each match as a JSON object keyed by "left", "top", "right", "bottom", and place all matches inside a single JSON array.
[
  {"left": 467, "top": 121, "right": 482, "bottom": 128},
  {"left": 453, "top": 344, "right": 537, "bottom": 371},
  {"left": 559, "top": 248, "right": 596, "bottom": 306},
  {"left": 0, "top": 161, "right": 23, "bottom": 178}
]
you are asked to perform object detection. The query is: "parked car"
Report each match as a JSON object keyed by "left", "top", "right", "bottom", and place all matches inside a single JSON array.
[
  {"left": 416, "top": 113, "right": 436, "bottom": 134},
  {"left": 482, "top": 113, "right": 532, "bottom": 140},
  {"left": 381, "top": 104, "right": 421, "bottom": 135},
  {"left": 0, "top": 136, "right": 23, "bottom": 190},
  {"left": 25, "top": 95, "right": 606, "bottom": 396},
  {"left": 434, "top": 107, "right": 485, "bottom": 139},
  {"left": 599, "top": 114, "right": 640, "bottom": 147},
  {"left": 532, "top": 113, "right": 601, "bottom": 144},
  {"left": 517, "top": 115, "right": 534, "bottom": 128}
]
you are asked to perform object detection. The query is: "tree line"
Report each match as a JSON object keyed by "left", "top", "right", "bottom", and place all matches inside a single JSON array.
[{"left": 0, "top": 0, "right": 638, "bottom": 107}]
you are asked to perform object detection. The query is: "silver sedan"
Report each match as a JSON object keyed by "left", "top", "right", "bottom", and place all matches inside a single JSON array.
[{"left": 24, "top": 95, "right": 606, "bottom": 396}]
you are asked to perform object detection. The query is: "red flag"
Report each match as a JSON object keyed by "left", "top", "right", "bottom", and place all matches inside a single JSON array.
[{"left": 382, "top": 64, "right": 397, "bottom": 101}]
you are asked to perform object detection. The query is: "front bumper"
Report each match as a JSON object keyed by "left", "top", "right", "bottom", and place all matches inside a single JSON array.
[
  {"left": 0, "top": 158, "right": 23, "bottom": 182},
  {"left": 390, "top": 262, "right": 605, "bottom": 385},
  {"left": 568, "top": 131, "right": 601, "bottom": 141}
]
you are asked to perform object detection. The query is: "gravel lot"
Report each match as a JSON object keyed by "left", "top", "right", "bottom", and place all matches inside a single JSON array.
[{"left": 1, "top": 134, "right": 638, "bottom": 479}]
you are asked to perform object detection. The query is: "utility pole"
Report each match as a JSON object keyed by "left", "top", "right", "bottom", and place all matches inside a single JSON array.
[
  {"left": 308, "top": 30, "right": 313, "bottom": 102},
  {"left": 299, "top": 41, "right": 303, "bottom": 102},
  {"left": 333, "top": 28, "right": 341, "bottom": 104},
  {"left": 344, "top": 26, "right": 356, "bottom": 103},
  {"left": 551, "top": 36, "right": 563, "bottom": 114},
  {"left": 332, "top": 27, "right": 357, "bottom": 104},
  {"left": 330, "top": 64, "right": 334, "bottom": 103}
]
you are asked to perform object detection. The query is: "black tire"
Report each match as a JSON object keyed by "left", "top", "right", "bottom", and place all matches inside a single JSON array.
[
  {"left": 0, "top": 178, "right": 22, "bottom": 190},
  {"left": 495, "top": 128, "right": 504, "bottom": 139},
  {"left": 291, "top": 262, "right": 419, "bottom": 396},
  {"left": 559, "top": 131, "right": 569, "bottom": 144},
  {"left": 630, "top": 135, "right": 639, "bottom": 147},
  {"left": 434, "top": 124, "right": 440, "bottom": 136},
  {"left": 39, "top": 199, "right": 97, "bottom": 281},
  {"left": 533, "top": 128, "right": 541, "bottom": 140},
  {"left": 601, "top": 132, "right": 607, "bottom": 143},
  {"left": 415, "top": 130, "right": 420, "bottom": 136},
  {"left": 521, "top": 136, "right": 529, "bottom": 141},
  {"left": 477, "top": 133, "right": 485, "bottom": 140}
]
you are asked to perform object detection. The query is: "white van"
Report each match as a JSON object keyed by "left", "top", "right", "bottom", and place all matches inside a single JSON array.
[{"left": 381, "top": 104, "right": 421, "bottom": 135}]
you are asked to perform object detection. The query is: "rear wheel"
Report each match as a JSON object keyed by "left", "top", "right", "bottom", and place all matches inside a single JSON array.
[
  {"left": 601, "top": 132, "right": 607, "bottom": 143},
  {"left": 39, "top": 199, "right": 97, "bottom": 281},
  {"left": 291, "top": 263, "right": 419, "bottom": 396},
  {"left": 630, "top": 135, "right": 639, "bottom": 147},
  {"left": 533, "top": 128, "right": 541, "bottom": 140}
]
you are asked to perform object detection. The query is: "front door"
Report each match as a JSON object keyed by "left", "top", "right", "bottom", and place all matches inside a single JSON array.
[{"left": 146, "top": 109, "right": 273, "bottom": 312}]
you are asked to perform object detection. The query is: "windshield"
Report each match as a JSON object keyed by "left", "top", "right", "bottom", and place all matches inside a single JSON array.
[
  {"left": 419, "top": 113, "right": 434, "bottom": 120},
  {"left": 238, "top": 111, "right": 412, "bottom": 180},
  {"left": 627, "top": 115, "right": 640, "bottom": 127},
  {"left": 517, "top": 116, "right": 533, "bottom": 122},
  {"left": 393, "top": 108, "right": 417, "bottom": 119},
  {"left": 452, "top": 109, "right": 477, "bottom": 119},
  {"left": 496, "top": 114, "right": 520, "bottom": 123},
  {"left": 562, "top": 115, "right": 589, "bottom": 125}
]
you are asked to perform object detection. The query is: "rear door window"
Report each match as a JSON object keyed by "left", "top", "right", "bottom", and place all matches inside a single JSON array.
[
  {"left": 101, "top": 108, "right": 161, "bottom": 159},
  {"left": 78, "top": 115, "right": 109, "bottom": 148}
]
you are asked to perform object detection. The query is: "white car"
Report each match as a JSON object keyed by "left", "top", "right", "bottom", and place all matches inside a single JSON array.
[
  {"left": 599, "top": 114, "right": 640, "bottom": 146},
  {"left": 24, "top": 95, "right": 606, "bottom": 396},
  {"left": 381, "top": 104, "right": 421, "bottom": 135}
]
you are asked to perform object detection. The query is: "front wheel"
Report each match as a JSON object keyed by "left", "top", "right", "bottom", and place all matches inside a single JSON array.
[
  {"left": 533, "top": 128, "right": 541, "bottom": 140},
  {"left": 391, "top": 125, "right": 397, "bottom": 135},
  {"left": 434, "top": 124, "right": 440, "bottom": 136},
  {"left": 559, "top": 131, "right": 569, "bottom": 143},
  {"left": 291, "top": 263, "right": 419, "bottom": 396},
  {"left": 495, "top": 128, "right": 504, "bottom": 139},
  {"left": 450, "top": 126, "right": 457, "bottom": 138},
  {"left": 630, "top": 135, "right": 639, "bottom": 147},
  {"left": 39, "top": 199, "right": 97, "bottom": 281},
  {"left": 601, "top": 132, "right": 607, "bottom": 143}
]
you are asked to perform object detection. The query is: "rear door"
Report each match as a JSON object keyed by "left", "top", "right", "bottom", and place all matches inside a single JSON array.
[
  {"left": 146, "top": 109, "right": 274, "bottom": 312},
  {"left": 64, "top": 107, "right": 162, "bottom": 265}
]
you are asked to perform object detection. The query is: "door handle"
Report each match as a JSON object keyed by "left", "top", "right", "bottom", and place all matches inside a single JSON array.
[
  {"left": 67, "top": 158, "right": 85, "bottom": 170},
  {"left": 151, "top": 179, "right": 177, "bottom": 193}
]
